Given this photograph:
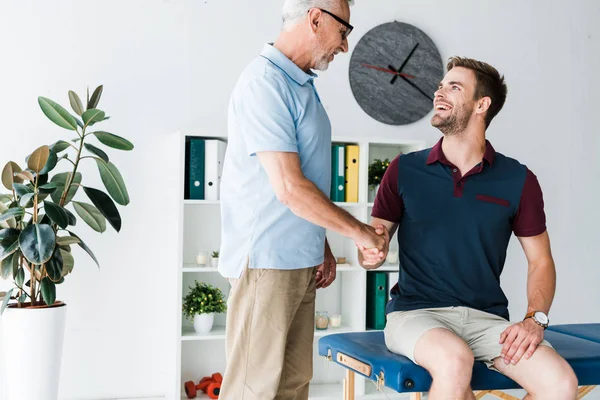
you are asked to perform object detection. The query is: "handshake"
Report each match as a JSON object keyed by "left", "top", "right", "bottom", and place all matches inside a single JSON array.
[{"left": 356, "top": 223, "right": 389, "bottom": 269}]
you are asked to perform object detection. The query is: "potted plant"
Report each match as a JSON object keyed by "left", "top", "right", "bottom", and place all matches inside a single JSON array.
[
  {"left": 368, "top": 158, "right": 390, "bottom": 199},
  {"left": 0, "top": 86, "right": 133, "bottom": 400},
  {"left": 211, "top": 250, "right": 219, "bottom": 267},
  {"left": 182, "top": 281, "right": 226, "bottom": 334}
]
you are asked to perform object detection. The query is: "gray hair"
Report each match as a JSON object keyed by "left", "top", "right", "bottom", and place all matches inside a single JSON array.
[{"left": 281, "top": 0, "right": 352, "bottom": 30}]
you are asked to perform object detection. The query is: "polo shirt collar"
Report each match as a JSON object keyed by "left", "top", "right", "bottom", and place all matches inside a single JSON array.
[
  {"left": 426, "top": 137, "right": 496, "bottom": 166},
  {"left": 260, "top": 43, "right": 317, "bottom": 86}
]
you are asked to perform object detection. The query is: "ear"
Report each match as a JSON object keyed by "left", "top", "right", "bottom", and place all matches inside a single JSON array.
[
  {"left": 476, "top": 96, "right": 491, "bottom": 115},
  {"left": 308, "top": 8, "right": 322, "bottom": 33}
]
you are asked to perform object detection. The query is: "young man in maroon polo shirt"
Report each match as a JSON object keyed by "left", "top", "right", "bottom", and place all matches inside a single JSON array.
[{"left": 358, "top": 57, "right": 578, "bottom": 400}]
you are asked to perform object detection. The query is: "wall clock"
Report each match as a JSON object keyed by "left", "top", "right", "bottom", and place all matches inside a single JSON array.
[{"left": 349, "top": 21, "right": 444, "bottom": 125}]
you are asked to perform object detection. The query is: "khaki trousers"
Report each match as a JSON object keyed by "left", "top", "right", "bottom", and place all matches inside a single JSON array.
[{"left": 220, "top": 265, "right": 317, "bottom": 400}]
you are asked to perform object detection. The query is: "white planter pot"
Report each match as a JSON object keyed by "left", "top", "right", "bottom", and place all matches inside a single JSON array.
[
  {"left": 193, "top": 313, "right": 214, "bottom": 334},
  {"left": 1, "top": 303, "right": 67, "bottom": 400},
  {"left": 210, "top": 257, "right": 219, "bottom": 267}
]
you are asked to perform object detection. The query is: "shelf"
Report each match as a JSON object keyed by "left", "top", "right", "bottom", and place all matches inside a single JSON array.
[
  {"left": 182, "top": 325, "right": 226, "bottom": 341},
  {"left": 373, "top": 264, "right": 399, "bottom": 272},
  {"left": 182, "top": 264, "right": 219, "bottom": 272},
  {"left": 184, "top": 199, "right": 220, "bottom": 205},
  {"left": 314, "top": 324, "right": 355, "bottom": 337},
  {"left": 334, "top": 201, "right": 365, "bottom": 207}
]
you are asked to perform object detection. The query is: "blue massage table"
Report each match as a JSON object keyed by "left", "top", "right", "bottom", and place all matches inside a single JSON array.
[{"left": 319, "top": 323, "right": 600, "bottom": 400}]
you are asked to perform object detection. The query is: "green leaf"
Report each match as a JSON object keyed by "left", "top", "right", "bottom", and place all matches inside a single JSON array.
[
  {"left": 50, "top": 172, "right": 81, "bottom": 205},
  {"left": 64, "top": 207, "right": 77, "bottom": 226},
  {"left": 82, "top": 109, "right": 105, "bottom": 126},
  {"left": 1, "top": 251, "right": 17, "bottom": 279},
  {"left": 67, "top": 230, "right": 98, "bottom": 267},
  {"left": 50, "top": 140, "right": 71, "bottom": 153},
  {"left": 0, "top": 194, "right": 12, "bottom": 204},
  {"left": 68, "top": 90, "right": 84, "bottom": 116},
  {"left": 60, "top": 248, "right": 74, "bottom": 276},
  {"left": 0, "top": 203, "right": 16, "bottom": 229},
  {"left": 19, "top": 193, "right": 34, "bottom": 207},
  {"left": 92, "top": 131, "right": 134, "bottom": 151},
  {"left": 72, "top": 201, "right": 106, "bottom": 232},
  {"left": 13, "top": 183, "right": 33, "bottom": 198},
  {"left": 40, "top": 277, "right": 56, "bottom": 305},
  {"left": 14, "top": 170, "right": 34, "bottom": 182},
  {"left": 15, "top": 266, "right": 24, "bottom": 287},
  {"left": 27, "top": 146, "right": 50, "bottom": 174},
  {"left": 0, "top": 228, "right": 20, "bottom": 261},
  {"left": 1, "top": 288, "right": 14, "bottom": 316},
  {"left": 94, "top": 159, "right": 129, "bottom": 206},
  {"left": 76, "top": 118, "right": 84, "bottom": 129},
  {"left": 57, "top": 236, "right": 80, "bottom": 246},
  {"left": 38, "top": 97, "right": 78, "bottom": 131},
  {"left": 84, "top": 144, "right": 109, "bottom": 162},
  {"left": 40, "top": 182, "right": 59, "bottom": 194},
  {"left": 39, "top": 149, "right": 58, "bottom": 175},
  {"left": 44, "top": 201, "right": 68, "bottom": 229},
  {"left": 0, "top": 207, "right": 24, "bottom": 224},
  {"left": 82, "top": 187, "right": 121, "bottom": 232},
  {"left": 2, "top": 161, "right": 23, "bottom": 191},
  {"left": 87, "top": 85, "right": 103, "bottom": 110},
  {"left": 19, "top": 224, "right": 56, "bottom": 265},
  {"left": 46, "top": 247, "right": 63, "bottom": 281}
]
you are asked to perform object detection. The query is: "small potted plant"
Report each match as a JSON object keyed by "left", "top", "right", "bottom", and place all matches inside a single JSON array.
[
  {"left": 182, "top": 281, "right": 226, "bottom": 333},
  {"left": 210, "top": 250, "right": 219, "bottom": 267},
  {"left": 368, "top": 158, "right": 390, "bottom": 200}
]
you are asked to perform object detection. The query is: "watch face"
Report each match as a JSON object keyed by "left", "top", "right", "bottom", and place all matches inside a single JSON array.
[
  {"left": 349, "top": 21, "right": 444, "bottom": 125},
  {"left": 534, "top": 311, "right": 549, "bottom": 324}
]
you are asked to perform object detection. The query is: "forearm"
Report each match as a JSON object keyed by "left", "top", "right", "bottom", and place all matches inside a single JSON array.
[
  {"left": 526, "top": 258, "right": 556, "bottom": 315},
  {"left": 282, "top": 178, "right": 364, "bottom": 241}
]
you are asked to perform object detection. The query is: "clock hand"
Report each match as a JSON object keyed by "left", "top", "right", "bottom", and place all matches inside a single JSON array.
[
  {"left": 360, "top": 64, "right": 415, "bottom": 78},
  {"left": 390, "top": 42, "right": 419, "bottom": 84},
  {"left": 399, "top": 75, "right": 434, "bottom": 102}
]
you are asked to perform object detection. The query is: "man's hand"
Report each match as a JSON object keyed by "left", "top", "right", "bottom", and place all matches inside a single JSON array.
[
  {"left": 357, "top": 224, "right": 389, "bottom": 266},
  {"left": 316, "top": 242, "right": 336, "bottom": 289},
  {"left": 499, "top": 318, "right": 545, "bottom": 365}
]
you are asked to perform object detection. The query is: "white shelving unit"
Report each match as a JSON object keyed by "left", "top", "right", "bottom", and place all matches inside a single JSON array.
[{"left": 173, "top": 133, "right": 427, "bottom": 399}]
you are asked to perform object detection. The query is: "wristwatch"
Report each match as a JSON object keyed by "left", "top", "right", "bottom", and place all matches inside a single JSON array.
[{"left": 524, "top": 311, "right": 549, "bottom": 329}]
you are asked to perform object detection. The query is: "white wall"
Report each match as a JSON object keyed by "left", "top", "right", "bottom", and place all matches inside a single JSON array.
[{"left": 0, "top": 0, "right": 598, "bottom": 399}]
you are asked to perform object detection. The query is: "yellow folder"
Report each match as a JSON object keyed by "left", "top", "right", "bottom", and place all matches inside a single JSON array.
[{"left": 345, "top": 145, "right": 359, "bottom": 202}]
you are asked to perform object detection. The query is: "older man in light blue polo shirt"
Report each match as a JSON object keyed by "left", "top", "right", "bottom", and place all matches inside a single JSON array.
[{"left": 218, "top": 0, "right": 387, "bottom": 398}]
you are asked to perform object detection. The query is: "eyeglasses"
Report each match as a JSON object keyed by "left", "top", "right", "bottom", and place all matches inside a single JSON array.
[{"left": 315, "top": 8, "right": 353, "bottom": 40}]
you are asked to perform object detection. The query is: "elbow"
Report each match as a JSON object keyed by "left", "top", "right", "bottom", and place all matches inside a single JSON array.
[{"left": 274, "top": 178, "right": 297, "bottom": 207}]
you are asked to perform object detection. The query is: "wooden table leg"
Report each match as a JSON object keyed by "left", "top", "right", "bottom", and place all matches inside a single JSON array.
[
  {"left": 475, "top": 390, "right": 491, "bottom": 399},
  {"left": 343, "top": 369, "right": 355, "bottom": 400},
  {"left": 409, "top": 393, "right": 422, "bottom": 400},
  {"left": 578, "top": 385, "right": 597, "bottom": 399}
]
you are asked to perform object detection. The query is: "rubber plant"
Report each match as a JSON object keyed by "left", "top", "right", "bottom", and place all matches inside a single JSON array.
[{"left": 0, "top": 86, "right": 133, "bottom": 313}]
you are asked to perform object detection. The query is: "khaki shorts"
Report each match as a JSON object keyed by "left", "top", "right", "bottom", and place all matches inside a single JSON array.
[{"left": 384, "top": 306, "right": 553, "bottom": 370}]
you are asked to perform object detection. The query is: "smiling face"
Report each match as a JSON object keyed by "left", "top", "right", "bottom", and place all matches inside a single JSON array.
[
  {"left": 431, "top": 66, "right": 478, "bottom": 136},
  {"left": 312, "top": 4, "right": 351, "bottom": 71}
]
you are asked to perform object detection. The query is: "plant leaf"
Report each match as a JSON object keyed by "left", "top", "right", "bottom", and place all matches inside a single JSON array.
[
  {"left": 92, "top": 131, "right": 134, "bottom": 151},
  {"left": 0, "top": 203, "right": 16, "bottom": 229},
  {"left": 40, "top": 277, "right": 56, "bottom": 305},
  {"left": 68, "top": 90, "right": 84, "bottom": 116},
  {"left": 15, "top": 171, "right": 34, "bottom": 182},
  {"left": 50, "top": 172, "right": 81, "bottom": 205},
  {"left": 67, "top": 230, "right": 99, "bottom": 267},
  {"left": 38, "top": 97, "right": 78, "bottom": 131},
  {"left": 87, "top": 85, "right": 103, "bottom": 110},
  {"left": 0, "top": 208, "right": 24, "bottom": 224},
  {"left": 50, "top": 140, "right": 71, "bottom": 153},
  {"left": 82, "top": 109, "right": 105, "bottom": 126},
  {"left": 46, "top": 247, "right": 63, "bottom": 281},
  {"left": 39, "top": 149, "right": 58, "bottom": 175},
  {"left": 60, "top": 248, "right": 74, "bottom": 276},
  {"left": 15, "top": 266, "right": 24, "bottom": 287},
  {"left": 64, "top": 207, "right": 77, "bottom": 226},
  {"left": 40, "top": 182, "right": 59, "bottom": 194},
  {"left": 1, "top": 288, "right": 14, "bottom": 315},
  {"left": 19, "top": 224, "right": 56, "bottom": 265},
  {"left": 12, "top": 183, "right": 33, "bottom": 199},
  {"left": 72, "top": 201, "right": 106, "bottom": 232},
  {"left": 0, "top": 251, "right": 17, "bottom": 279},
  {"left": 44, "top": 201, "right": 68, "bottom": 229},
  {"left": 94, "top": 159, "right": 129, "bottom": 206},
  {"left": 0, "top": 228, "right": 20, "bottom": 261},
  {"left": 19, "top": 193, "right": 34, "bottom": 207},
  {"left": 84, "top": 144, "right": 109, "bottom": 162},
  {"left": 57, "top": 236, "right": 80, "bottom": 246},
  {"left": 27, "top": 146, "right": 50, "bottom": 174},
  {"left": 82, "top": 187, "right": 121, "bottom": 232},
  {"left": 0, "top": 194, "right": 12, "bottom": 204},
  {"left": 2, "top": 161, "right": 23, "bottom": 190}
]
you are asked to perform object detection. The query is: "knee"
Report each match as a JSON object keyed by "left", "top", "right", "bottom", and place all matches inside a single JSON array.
[
  {"left": 430, "top": 347, "right": 474, "bottom": 382},
  {"left": 551, "top": 367, "right": 578, "bottom": 399}
]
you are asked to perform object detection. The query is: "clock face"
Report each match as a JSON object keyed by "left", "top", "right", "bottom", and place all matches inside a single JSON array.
[{"left": 349, "top": 22, "right": 444, "bottom": 125}]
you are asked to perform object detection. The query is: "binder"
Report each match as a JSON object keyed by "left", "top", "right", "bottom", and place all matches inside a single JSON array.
[
  {"left": 330, "top": 144, "right": 345, "bottom": 202},
  {"left": 366, "top": 272, "right": 388, "bottom": 330},
  {"left": 345, "top": 145, "right": 359, "bottom": 202},
  {"left": 185, "top": 137, "right": 205, "bottom": 200},
  {"left": 204, "top": 139, "right": 227, "bottom": 200}
]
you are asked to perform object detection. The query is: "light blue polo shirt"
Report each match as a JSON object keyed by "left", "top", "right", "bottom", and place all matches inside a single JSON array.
[{"left": 218, "top": 43, "right": 332, "bottom": 279}]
